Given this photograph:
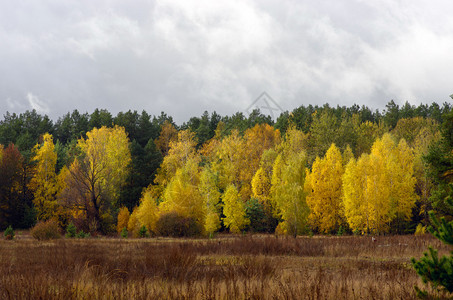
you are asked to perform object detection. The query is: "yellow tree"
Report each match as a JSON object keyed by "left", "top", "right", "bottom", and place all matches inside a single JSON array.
[
  {"left": 244, "top": 124, "right": 281, "bottom": 174},
  {"left": 366, "top": 149, "right": 392, "bottom": 233},
  {"left": 127, "top": 206, "right": 140, "bottom": 236},
  {"left": 155, "top": 120, "right": 178, "bottom": 156},
  {"left": 211, "top": 125, "right": 280, "bottom": 202},
  {"left": 271, "top": 151, "right": 309, "bottom": 237},
  {"left": 199, "top": 167, "right": 221, "bottom": 236},
  {"left": 153, "top": 129, "right": 198, "bottom": 198},
  {"left": 392, "top": 117, "right": 438, "bottom": 148},
  {"left": 279, "top": 125, "right": 309, "bottom": 159},
  {"left": 389, "top": 138, "right": 418, "bottom": 231},
  {"left": 355, "top": 120, "right": 387, "bottom": 157},
  {"left": 222, "top": 184, "right": 249, "bottom": 233},
  {"left": 251, "top": 167, "right": 271, "bottom": 203},
  {"left": 29, "top": 133, "right": 61, "bottom": 221},
  {"left": 159, "top": 157, "right": 205, "bottom": 226},
  {"left": 343, "top": 134, "right": 417, "bottom": 234},
  {"left": 199, "top": 121, "right": 224, "bottom": 163},
  {"left": 305, "top": 143, "right": 345, "bottom": 233},
  {"left": 342, "top": 144, "right": 354, "bottom": 166},
  {"left": 116, "top": 206, "right": 130, "bottom": 233},
  {"left": 343, "top": 156, "right": 371, "bottom": 233},
  {"left": 211, "top": 130, "right": 245, "bottom": 193},
  {"left": 60, "top": 125, "right": 131, "bottom": 233},
  {"left": 136, "top": 190, "right": 159, "bottom": 233}
]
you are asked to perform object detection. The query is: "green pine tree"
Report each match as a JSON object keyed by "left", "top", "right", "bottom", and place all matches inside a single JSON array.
[{"left": 412, "top": 205, "right": 453, "bottom": 296}]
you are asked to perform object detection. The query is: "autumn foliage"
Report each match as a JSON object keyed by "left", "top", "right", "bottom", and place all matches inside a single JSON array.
[{"left": 1, "top": 103, "right": 452, "bottom": 237}]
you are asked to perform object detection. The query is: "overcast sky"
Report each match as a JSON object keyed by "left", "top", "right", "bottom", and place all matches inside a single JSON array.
[{"left": 1, "top": 0, "right": 453, "bottom": 124}]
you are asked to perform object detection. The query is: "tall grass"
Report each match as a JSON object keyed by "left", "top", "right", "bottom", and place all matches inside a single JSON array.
[{"left": 0, "top": 234, "right": 450, "bottom": 299}]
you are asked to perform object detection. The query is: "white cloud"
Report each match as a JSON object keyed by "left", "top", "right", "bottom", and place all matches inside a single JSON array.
[
  {"left": 27, "top": 93, "right": 50, "bottom": 114},
  {"left": 0, "top": 1, "right": 453, "bottom": 122}
]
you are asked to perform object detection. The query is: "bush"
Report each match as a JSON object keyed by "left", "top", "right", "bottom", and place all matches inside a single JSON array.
[
  {"left": 156, "top": 212, "right": 202, "bottom": 237},
  {"left": 245, "top": 198, "right": 278, "bottom": 233},
  {"left": 412, "top": 211, "right": 453, "bottom": 295},
  {"left": 4, "top": 225, "right": 15, "bottom": 240},
  {"left": 138, "top": 225, "right": 149, "bottom": 238},
  {"left": 31, "top": 220, "right": 61, "bottom": 240},
  {"left": 76, "top": 231, "right": 90, "bottom": 238},
  {"left": 414, "top": 223, "right": 426, "bottom": 236},
  {"left": 337, "top": 225, "right": 345, "bottom": 236},
  {"left": 117, "top": 207, "right": 130, "bottom": 234},
  {"left": 120, "top": 227, "right": 128, "bottom": 238},
  {"left": 65, "top": 222, "right": 77, "bottom": 238}
]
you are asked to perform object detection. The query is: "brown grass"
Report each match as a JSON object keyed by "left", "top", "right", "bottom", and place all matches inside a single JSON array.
[{"left": 0, "top": 233, "right": 450, "bottom": 299}]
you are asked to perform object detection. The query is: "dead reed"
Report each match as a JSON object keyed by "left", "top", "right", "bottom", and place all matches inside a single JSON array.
[{"left": 0, "top": 234, "right": 449, "bottom": 299}]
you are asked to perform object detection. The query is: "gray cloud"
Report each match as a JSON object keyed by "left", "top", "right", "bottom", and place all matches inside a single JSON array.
[{"left": 1, "top": 0, "right": 452, "bottom": 123}]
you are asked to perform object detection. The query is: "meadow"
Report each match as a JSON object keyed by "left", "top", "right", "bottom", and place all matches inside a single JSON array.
[{"left": 0, "top": 233, "right": 450, "bottom": 299}]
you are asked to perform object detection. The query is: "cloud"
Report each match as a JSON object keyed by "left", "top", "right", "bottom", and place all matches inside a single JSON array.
[
  {"left": 0, "top": 1, "right": 452, "bottom": 123},
  {"left": 27, "top": 93, "right": 50, "bottom": 114}
]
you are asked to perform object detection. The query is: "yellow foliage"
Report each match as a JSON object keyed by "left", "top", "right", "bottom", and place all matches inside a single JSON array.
[
  {"left": 222, "top": 185, "right": 249, "bottom": 233},
  {"left": 117, "top": 207, "right": 130, "bottom": 234},
  {"left": 414, "top": 223, "right": 427, "bottom": 236},
  {"left": 136, "top": 191, "right": 159, "bottom": 233},
  {"left": 251, "top": 167, "right": 271, "bottom": 205},
  {"left": 127, "top": 207, "right": 140, "bottom": 237},
  {"left": 199, "top": 167, "right": 221, "bottom": 236},
  {"left": 271, "top": 151, "right": 309, "bottom": 237},
  {"left": 154, "top": 120, "right": 178, "bottom": 156},
  {"left": 154, "top": 129, "right": 199, "bottom": 196},
  {"left": 61, "top": 126, "right": 131, "bottom": 231},
  {"left": 342, "top": 133, "right": 417, "bottom": 234},
  {"left": 305, "top": 143, "right": 345, "bottom": 233},
  {"left": 160, "top": 158, "right": 205, "bottom": 226},
  {"left": 212, "top": 124, "right": 280, "bottom": 202},
  {"left": 29, "top": 133, "right": 61, "bottom": 221}
]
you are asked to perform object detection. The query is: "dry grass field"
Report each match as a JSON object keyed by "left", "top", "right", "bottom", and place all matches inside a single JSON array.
[{"left": 0, "top": 233, "right": 450, "bottom": 299}]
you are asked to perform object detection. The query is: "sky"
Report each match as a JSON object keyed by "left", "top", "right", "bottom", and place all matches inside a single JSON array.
[{"left": 1, "top": 0, "right": 453, "bottom": 124}]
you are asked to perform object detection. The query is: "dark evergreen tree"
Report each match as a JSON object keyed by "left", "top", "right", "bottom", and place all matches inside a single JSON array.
[
  {"left": 89, "top": 108, "right": 113, "bottom": 130},
  {"left": 412, "top": 209, "right": 453, "bottom": 295}
]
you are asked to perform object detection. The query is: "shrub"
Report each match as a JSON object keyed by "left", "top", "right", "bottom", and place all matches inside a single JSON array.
[
  {"left": 156, "top": 212, "right": 202, "bottom": 237},
  {"left": 138, "top": 225, "right": 149, "bottom": 238},
  {"left": 117, "top": 207, "right": 130, "bottom": 234},
  {"left": 4, "top": 225, "right": 15, "bottom": 240},
  {"left": 337, "top": 225, "right": 345, "bottom": 236},
  {"left": 65, "top": 222, "right": 77, "bottom": 238},
  {"left": 414, "top": 223, "right": 426, "bottom": 236},
  {"left": 31, "top": 220, "right": 61, "bottom": 240},
  {"left": 120, "top": 227, "right": 128, "bottom": 238},
  {"left": 76, "top": 231, "right": 90, "bottom": 239},
  {"left": 412, "top": 211, "right": 453, "bottom": 296},
  {"left": 245, "top": 198, "right": 278, "bottom": 233}
]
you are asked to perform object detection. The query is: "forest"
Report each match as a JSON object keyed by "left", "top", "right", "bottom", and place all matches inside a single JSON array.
[{"left": 1, "top": 99, "right": 452, "bottom": 237}]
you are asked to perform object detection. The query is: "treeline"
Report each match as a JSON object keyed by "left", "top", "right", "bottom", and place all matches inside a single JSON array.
[{"left": 0, "top": 99, "right": 452, "bottom": 236}]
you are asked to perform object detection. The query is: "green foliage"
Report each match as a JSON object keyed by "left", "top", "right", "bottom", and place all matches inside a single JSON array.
[
  {"left": 428, "top": 211, "right": 453, "bottom": 245},
  {"left": 155, "top": 212, "right": 202, "bottom": 237},
  {"left": 245, "top": 198, "right": 277, "bottom": 233},
  {"left": 120, "top": 227, "right": 128, "bottom": 238},
  {"left": 65, "top": 222, "right": 77, "bottom": 238},
  {"left": 31, "top": 220, "right": 61, "bottom": 240},
  {"left": 412, "top": 211, "right": 453, "bottom": 294},
  {"left": 138, "top": 225, "right": 149, "bottom": 238},
  {"left": 336, "top": 225, "right": 345, "bottom": 236},
  {"left": 4, "top": 225, "right": 15, "bottom": 240},
  {"left": 76, "top": 231, "right": 90, "bottom": 238}
]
